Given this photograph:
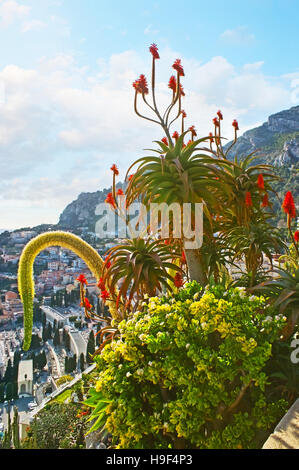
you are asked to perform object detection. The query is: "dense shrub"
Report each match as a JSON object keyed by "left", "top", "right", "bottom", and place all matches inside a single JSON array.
[
  {"left": 56, "top": 375, "right": 74, "bottom": 387},
  {"left": 23, "top": 402, "right": 86, "bottom": 449},
  {"left": 94, "top": 282, "right": 288, "bottom": 449}
]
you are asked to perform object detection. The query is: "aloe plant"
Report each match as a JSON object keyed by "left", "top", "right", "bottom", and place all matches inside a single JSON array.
[
  {"left": 18, "top": 231, "right": 118, "bottom": 350},
  {"left": 252, "top": 267, "right": 299, "bottom": 339},
  {"left": 102, "top": 237, "right": 184, "bottom": 309}
]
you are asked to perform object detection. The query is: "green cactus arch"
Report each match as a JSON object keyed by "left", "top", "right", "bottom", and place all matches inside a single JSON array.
[{"left": 18, "top": 231, "right": 118, "bottom": 350}]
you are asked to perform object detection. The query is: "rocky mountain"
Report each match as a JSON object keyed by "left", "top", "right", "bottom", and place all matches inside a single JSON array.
[
  {"left": 57, "top": 106, "right": 299, "bottom": 232},
  {"left": 225, "top": 105, "right": 299, "bottom": 166},
  {"left": 58, "top": 183, "right": 125, "bottom": 231}
]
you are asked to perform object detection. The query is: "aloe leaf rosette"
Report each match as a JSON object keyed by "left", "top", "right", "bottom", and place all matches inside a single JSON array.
[{"left": 18, "top": 231, "right": 117, "bottom": 350}]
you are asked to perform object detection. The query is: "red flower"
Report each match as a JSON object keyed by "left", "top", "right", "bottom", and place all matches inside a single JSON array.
[
  {"left": 179, "top": 84, "right": 185, "bottom": 97},
  {"left": 101, "top": 290, "right": 110, "bottom": 302},
  {"left": 84, "top": 298, "right": 92, "bottom": 310},
  {"left": 213, "top": 117, "right": 220, "bottom": 127},
  {"left": 187, "top": 139, "right": 192, "bottom": 146},
  {"left": 105, "top": 192, "right": 116, "bottom": 208},
  {"left": 161, "top": 137, "right": 169, "bottom": 146},
  {"left": 282, "top": 191, "right": 296, "bottom": 219},
  {"left": 172, "top": 59, "right": 185, "bottom": 77},
  {"left": 174, "top": 272, "right": 184, "bottom": 288},
  {"left": 189, "top": 126, "right": 197, "bottom": 138},
  {"left": 257, "top": 174, "right": 265, "bottom": 190},
  {"left": 110, "top": 164, "right": 119, "bottom": 176},
  {"left": 98, "top": 277, "right": 106, "bottom": 291},
  {"left": 168, "top": 75, "right": 177, "bottom": 92},
  {"left": 181, "top": 110, "right": 187, "bottom": 119},
  {"left": 132, "top": 74, "right": 149, "bottom": 95},
  {"left": 77, "top": 274, "right": 87, "bottom": 285},
  {"left": 294, "top": 231, "right": 299, "bottom": 242},
  {"left": 128, "top": 174, "right": 135, "bottom": 181},
  {"left": 181, "top": 251, "right": 186, "bottom": 265},
  {"left": 217, "top": 110, "right": 223, "bottom": 120},
  {"left": 261, "top": 193, "right": 270, "bottom": 207},
  {"left": 172, "top": 131, "right": 179, "bottom": 141},
  {"left": 105, "top": 256, "right": 112, "bottom": 269},
  {"left": 209, "top": 132, "right": 214, "bottom": 143},
  {"left": 117, "top": 188, "right": 124, "bottom": 196},
  {"left": 164, "top": 238, "right": 171, "bottom": 245},
  {"left": 232, "top": 120, "right": 239, "bottom": 131},
  {"left": 149, "top": 43, "right": 160, "bottom": 59},
  {"left": 245, "top": 191, "right": 253, "bottom": 207}
]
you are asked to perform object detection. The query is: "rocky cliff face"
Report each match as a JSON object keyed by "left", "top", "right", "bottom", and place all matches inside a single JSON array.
[
  {"left": 225, "top": 105, "right": 299, "bottom": 166},
  {"left": 58, "top": 184, "right": 124, "bottom": 231}
]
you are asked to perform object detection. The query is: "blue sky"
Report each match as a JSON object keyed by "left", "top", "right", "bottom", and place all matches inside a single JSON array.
[{"left": 0, "top": 0, "right": 298, "bottom": 229}]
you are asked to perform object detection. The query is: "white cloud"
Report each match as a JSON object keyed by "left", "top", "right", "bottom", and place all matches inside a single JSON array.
[
  {"left": 0, "top": 48, "right": 297, "bottom": 228},
  {"left": 21, "top": 19, "right": 47, "bottom": 33},
  {"left": 0, "top": 0, "right": 30, "bottom": 26},
  {"left": 220, "top": 26, "right": 255, "bottom": 46}
]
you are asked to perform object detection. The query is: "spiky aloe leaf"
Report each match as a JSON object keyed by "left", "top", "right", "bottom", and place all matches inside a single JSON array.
[{"left": 18, "top": 231, "right": 118, "bottom": 350}]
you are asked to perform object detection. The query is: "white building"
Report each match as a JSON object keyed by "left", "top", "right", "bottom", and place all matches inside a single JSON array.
[{"left": 18, "top": 360, "right": 33, "bottom": 397}]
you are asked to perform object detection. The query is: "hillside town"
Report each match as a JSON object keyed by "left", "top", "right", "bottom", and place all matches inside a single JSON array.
[{"left": 0, "top": 227, "right": 118, "bottom": 442}]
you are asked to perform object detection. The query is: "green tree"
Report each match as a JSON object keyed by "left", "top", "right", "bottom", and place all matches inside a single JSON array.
[
  {"left": 79, "top": 353, "right": 85, "bottom": 372},
  {"left": 86, "top": 331, "right": 95, "bottom": 365},
  {"left": 4, "top": 359, "right": 13, "bottom": 384},
  {"left": 2, "top": 408, "right": 12, "bottom": 449},
  {"left": 0, "top": 383, "right": 5, "bottom": 403},
  {"left": 5, "top": 382, "right": 14, "bottom": 401},
  {"left": 53, "top": 329, "right": 60, "bottom": 347},
  {"left": 12, "top": 406, "right": 20, "bottom": 449}
]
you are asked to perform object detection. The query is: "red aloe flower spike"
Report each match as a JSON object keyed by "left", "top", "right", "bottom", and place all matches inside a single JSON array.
[
  {"left": 117, "top": 188, "right": 124, "bottom": 196},
  {"left": 84, "top": 298, "right": 92, "bottom": 310},
  {"left": 77, "top": 274, "right": 87, "bottom": 285},
  {"left": 181, "top": 110, "right": 187, "bottom": 119},
  {"left": 100, "top": 290, "right": 110, "bottom": 302},
  {"left": 294, "top": 231, "right": 299, "bottom": 242},
  {"left": 128, "top": 174, "right": 135, "bottom": 181},
  {"left": 174, "top": 272, "right": 184, "bottom": 288},
  {"left": 282, "top": 191, "right": 296, "bottom": 219},
  {"left": 181, "top": 251, "right": 186, "bottom": 265},
  {"left": 258, "top": 174, "right": 265, "bottom": 190},
  {"left": 105, "top": 255, "right": 112, "bottom": 269},
  {"left": 179, "top": 83, "right": 185, "bottom": 97},
  {"left": 132, "top": 74, "right": 149, "bottom": 95},
  {"left": 189, "top": 126, "right": 197, "bottom": 138},
  {"left": 172, "top": 131, "right": 179, "bottom": 142},
  {"left": 245, "top": 191, "right": 253, "bottom": 207},
  {"left": 232, "top": 120, "right": 239, "bottom": 130},
  {"left": 161, "top": 137, "right": 169, "bottom": 146},
  {"left": 105, "top": 192, "right": 116, "bottom": 208},
  {"left": 213, "top": 117, "right": 220, "bottom": 127},
  {"left": 217, "top": 110, "right": 223, "bottom": 120},
  {"left": 98, "top": 277, "right": 106, "bottom": 291},
  {"left": 172, "top": 59, "right": 185, "bottom": 77},
  {"left": 149, "top": 43, "right": 160, "bottom": 59},
  {"left": 209, "top": 132, "right": 214, "bottom": 143},
  {"left": 110, "top": 164, "right": 119, "bottom": 176},
  {"left": 261, "top": 193, "right": 270, "bottom": 208},
  {"left": 168, "top": 75, "right": 177, "bottom": 92}
]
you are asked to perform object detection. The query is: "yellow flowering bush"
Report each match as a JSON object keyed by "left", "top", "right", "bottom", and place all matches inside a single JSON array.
[{"left": 93, "top": 282, "right": 288, "bottom": 449}]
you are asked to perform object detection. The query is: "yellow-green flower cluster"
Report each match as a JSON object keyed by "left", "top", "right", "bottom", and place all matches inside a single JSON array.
[{"left": 93, "top": 282, "right": 288, "bottom": 449}]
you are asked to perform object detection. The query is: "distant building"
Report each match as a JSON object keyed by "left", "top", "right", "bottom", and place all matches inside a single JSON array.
[
  {"left": 18, "top": 360, "right": 33, "bottom": 397},
  {"left": 5, "top": 291, "right": 18, "bottom": 302}
]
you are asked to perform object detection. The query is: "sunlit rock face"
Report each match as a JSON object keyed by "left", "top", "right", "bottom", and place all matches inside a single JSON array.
[{"left": 224, "top": 105, "right": 299, "bottom": 162}]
